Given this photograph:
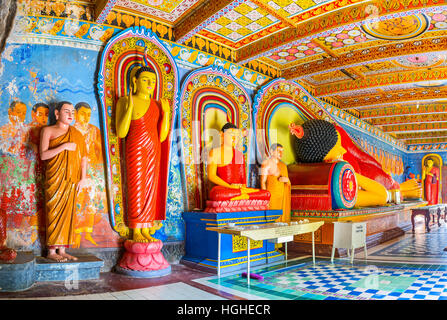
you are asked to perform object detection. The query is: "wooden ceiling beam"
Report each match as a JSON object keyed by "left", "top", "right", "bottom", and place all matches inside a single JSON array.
[
  {"left": 314, "top": 67, "right": 447, "bottom": 97},
  {"left": 283, "top": 39, "right": 447, "bottom": 80},
  {"left": 95, "top": 0, "right": 116, "bottom": 24},
  {"left": 369, "top": 113, "right": 447, "bottom": 126},
  {"left": 250, "top": 0, "right": 295, "bottom": 29},
  {"left": 174, "top": 0, "right": 236, "bottom": 44}
]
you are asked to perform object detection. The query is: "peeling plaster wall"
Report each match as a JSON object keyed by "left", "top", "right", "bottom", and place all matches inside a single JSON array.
[{"left": 0, "top": 0, "right": 17, "bottom": 55}]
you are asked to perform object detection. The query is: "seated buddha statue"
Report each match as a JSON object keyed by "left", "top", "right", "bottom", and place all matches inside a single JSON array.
[
  {"left": 290, "top": 119, "right": 421, "bottom": 208},
  {"left": 207, "top": 123, "right": 270, "bottom": 203}
]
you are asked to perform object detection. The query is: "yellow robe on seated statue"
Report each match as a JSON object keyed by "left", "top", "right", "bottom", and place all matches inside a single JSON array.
[{"left": 45, "top": 126, "right": 87, "bottom": 248}]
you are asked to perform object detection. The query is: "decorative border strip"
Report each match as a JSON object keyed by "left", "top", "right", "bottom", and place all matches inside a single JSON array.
[
  {"left": 406, "top": 143, "right": 447, "bottom": 152},
  {"left": 96, "top": 0, "right": 118, "bottom": 24},
  {"left": 11, "top": 14, "right": 273, "bottom": 88},
  {"left": 115, "top": 0, "right": 202, "bottom": 24}
]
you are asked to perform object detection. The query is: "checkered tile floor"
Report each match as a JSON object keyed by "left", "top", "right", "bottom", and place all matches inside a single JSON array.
[
  {"left": 192, "top": 220, "right": 447, "bottom": 300},
  {"left": 264, "top": 260, "right": 447, "bottom": 300},
  {"left": 195, "top": 258, "right": 447, "bottom": 300},
  {"left": 371, "top": 231, "right": 447, "bottom": 258},
  {"left": 356, "top": 222, "right": 447, "bottom": 263}
]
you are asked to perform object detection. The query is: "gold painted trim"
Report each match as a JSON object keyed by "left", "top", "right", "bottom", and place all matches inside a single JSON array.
[{"left": 291, "top": 185, "right": 328, "bottom": 190}]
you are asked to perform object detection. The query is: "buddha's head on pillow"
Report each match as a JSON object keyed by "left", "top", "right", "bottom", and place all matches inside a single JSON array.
[{"left": 289, "top": 119, "right": 346, "bottom": 163}]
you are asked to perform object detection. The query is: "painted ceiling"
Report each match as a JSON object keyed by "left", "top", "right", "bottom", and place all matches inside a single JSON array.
[{"left": 59, "top": 0, "right": 447, "bottom": 145}]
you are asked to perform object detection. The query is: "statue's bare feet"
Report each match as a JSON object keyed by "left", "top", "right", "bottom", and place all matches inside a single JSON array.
[
  {"left": 58, "top": 252, "right": 78, "bottom": 261},
  {"left": 47, "top": 252, "right": 68, "bottom": 262},
  {"left": 85, "top": 233, "right": 98, "bottom": 246},
  {"left": 133, "top": 228, "right": 148, "bottom": 243},
  {"left": 141, "top": 227, "right": 158, "bottom": 242}
]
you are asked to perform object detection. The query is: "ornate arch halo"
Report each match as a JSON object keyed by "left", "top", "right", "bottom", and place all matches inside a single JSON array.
[
  {"left": 97, "top": 26, "right": 179, "bottom": 237},
  {"left": 177, "top": 65, "right": 253, "bottom": 210},
  {"left": 253, "top": 78, "right": 336, "bottom": 165}
]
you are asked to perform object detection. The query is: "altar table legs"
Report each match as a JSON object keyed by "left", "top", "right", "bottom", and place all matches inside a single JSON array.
[
  {"left": 247, "top": 238, "right": 250, "bottom": 286},
  {"left": 411, "top": 210, "right": 431, "bottom": 233},
  {"left": 217, "top": 233, "right": 221, "bottom": 278}
]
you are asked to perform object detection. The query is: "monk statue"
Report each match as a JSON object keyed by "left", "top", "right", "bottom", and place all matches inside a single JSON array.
[
  {"left": 291, "top": 119, "right": 421, "bottom": 208},
  {"left": 40, "top": 101, "right": 88, "bottom": 262},
  {"left": 260, "top": 143, "right": 291, "bottom": 222},
  {"left": 423, "top": 159, "right": 440, "bottom": 205},
  {"left": 207, "top": 122, "right": 270, "bottom": 203},
  {"left": 115, "top": 66, "right": 170, "bottom": 243}
]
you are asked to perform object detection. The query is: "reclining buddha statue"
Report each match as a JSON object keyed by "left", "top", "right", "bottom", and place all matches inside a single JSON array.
[{"left": 290, "top": 119, "right": 422, "bottom": 208}]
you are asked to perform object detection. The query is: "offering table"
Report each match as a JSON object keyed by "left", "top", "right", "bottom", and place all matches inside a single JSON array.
[
  {"left": 207, "top": 221, "right": 324, "bottom": 285},
  {"left": 181, "top": 210, "right": 286, "bottom": 275}
]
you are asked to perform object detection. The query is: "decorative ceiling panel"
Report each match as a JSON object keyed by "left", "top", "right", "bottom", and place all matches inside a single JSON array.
[
  {"left": 115, "top": 0, "right": 204, "bottom": 23},
  {"left": 203, "top": 1, "right": 279, "bottom": 43},
  {"left": 264, "top": 41, "right": 324, "bottom": 65},
  {"left": 305, "top": 69, "right": 352, "bottom": 86}
]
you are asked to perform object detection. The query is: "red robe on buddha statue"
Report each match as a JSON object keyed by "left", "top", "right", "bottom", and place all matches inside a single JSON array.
[
  {"left": 425, "top": 166, "right": 440, "bottom": 205},
  {"left": 335, "top": 125, "right": 400, "bottom": 190},
  {"left": 125, "top": 99, "right": 166, "bottom": 229},
  {"left": 209, "top": 149, "right": 270, "bottom": 202}
]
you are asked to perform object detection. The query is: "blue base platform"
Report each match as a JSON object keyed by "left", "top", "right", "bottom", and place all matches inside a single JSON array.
[
  {"left": 181, "top": 210, "right": 285, "bottom": 275},
  {"left": 0, "top": 252, "right": 35, "bottom": 292},
  {"left": 35, "top": 255, "right": 104, "bottom": 282},
  {"left": 0, "top": 252, "right": 103, "bottom": 292}
]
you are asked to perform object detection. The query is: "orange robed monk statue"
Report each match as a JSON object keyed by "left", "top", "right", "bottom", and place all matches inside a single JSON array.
[
  {"left": 40, "top": 101, "right": 88, "bottom": 262},
  {"left": 206, "top": 123, "right": 270, "bottom": 211},
  {"left": 115, "top": 66, "right": 170, "bottom": 243},
  {"left": 260, "top": 143, "right": 291, "bottom": 222}
]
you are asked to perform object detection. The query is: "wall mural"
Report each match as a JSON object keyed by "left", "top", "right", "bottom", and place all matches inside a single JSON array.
[
  {"left": 1, "top": 11, "right": 277, "bottom": 247},
  {"left": 0, "top": 43, "right": 121, "bottom": 250}
]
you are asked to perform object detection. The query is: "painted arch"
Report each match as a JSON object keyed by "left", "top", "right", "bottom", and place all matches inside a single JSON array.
[
  {"left": 178, "top": 65, "right": 253, "bottom": 210},
  {"left": 97, "top": 27, "right": 179, "bottom": 237},
  {"left": 253, "top": 78, "right": 335, "bottom": 165}
]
